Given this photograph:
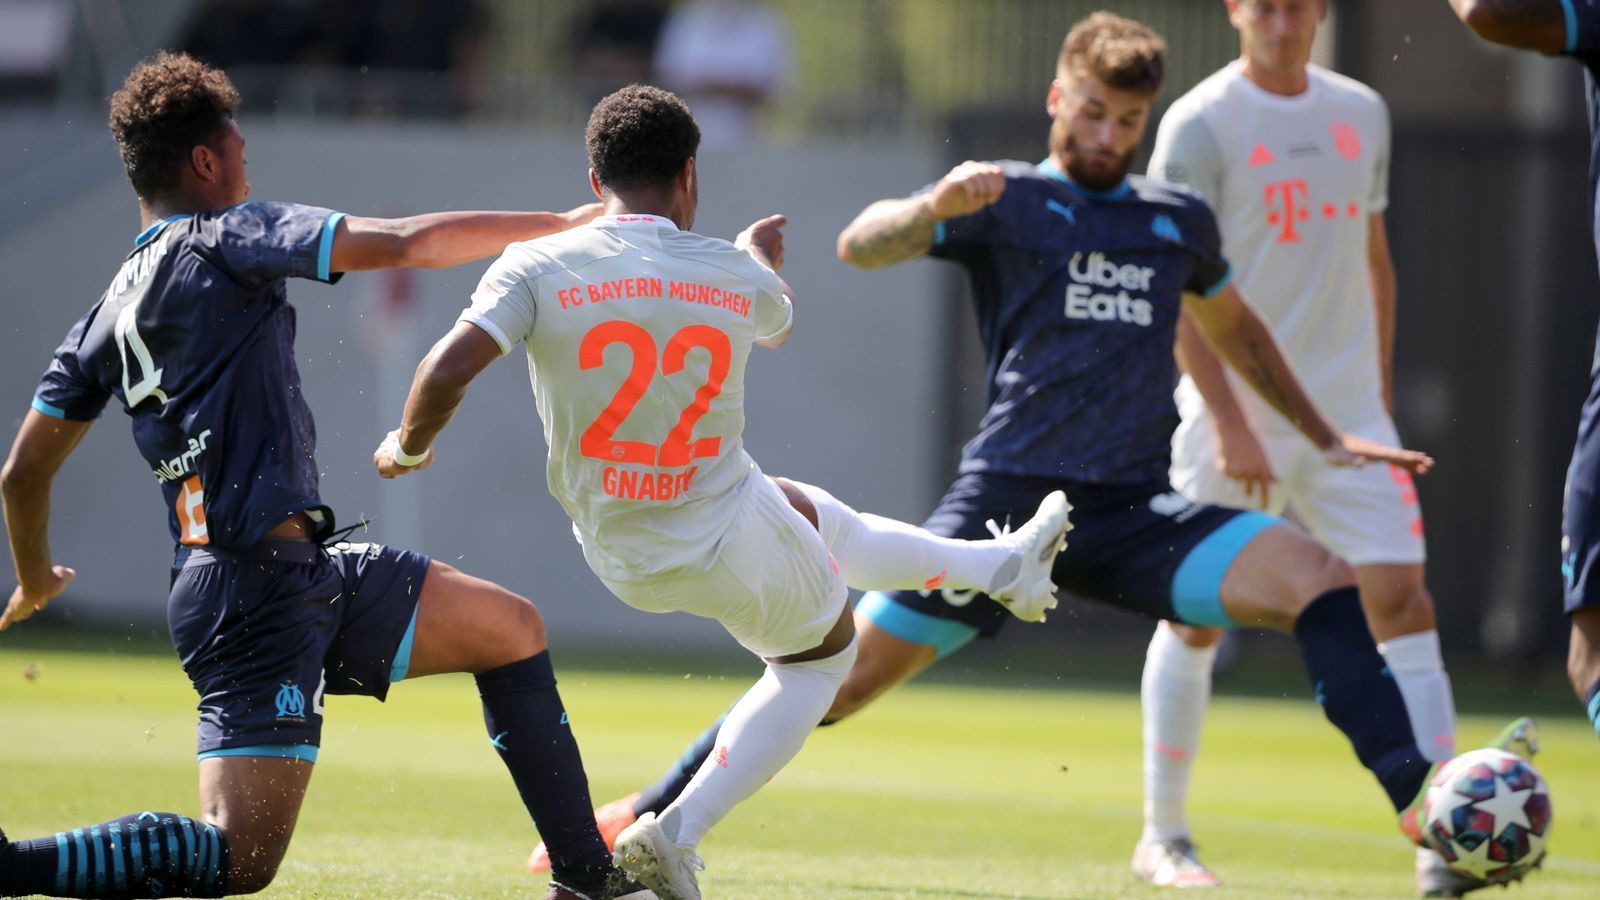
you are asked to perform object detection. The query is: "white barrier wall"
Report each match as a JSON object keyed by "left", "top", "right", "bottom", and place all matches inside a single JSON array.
[{"left": 0, "top": 119, "right": 955, "bottom": 650}]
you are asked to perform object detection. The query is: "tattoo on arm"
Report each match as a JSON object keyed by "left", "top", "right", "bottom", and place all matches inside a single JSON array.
[
  {"left": 1237, "top": 333, "right": 1295, "bottom": 424},
  {"left": 841, "top": 197, "right": 939, "bottom": 268}
]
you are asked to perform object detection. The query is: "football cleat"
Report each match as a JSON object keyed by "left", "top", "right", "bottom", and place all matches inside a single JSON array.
[
  {"left": 546, "top": 868, "right": 657, "bottom": 900},
  {"left": 1415, "top": 845, "right": 1492, "bottom": 898},
  {"left": 983, "top": 490, "right": 1072, "bottom": 623},
  {"left": 531, "top": 792, "right": 642, "bottom": 874},
  {"left": 1131, "top": 837, "right": 1220, "bottom": 888},
  {"left": 1403, "top": 717, "right": 1543, "bottom": 896},
  {"left": 613, "top": 812, "right": 705, "bottom": 900}
]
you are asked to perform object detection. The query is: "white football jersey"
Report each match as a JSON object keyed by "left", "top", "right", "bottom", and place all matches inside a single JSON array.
[
  {"left": 460, "top": 214, "right": 793, "bottom": 581},
  {"left": 1149, "top": 62, "right": 1390, "bottom": 432}
]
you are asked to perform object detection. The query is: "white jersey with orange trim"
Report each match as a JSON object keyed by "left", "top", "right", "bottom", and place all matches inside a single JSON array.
[
  {"left": 1149, "top": 61, "right": 1391, "bottom": 433},
  {"left": 459, "top": 214, "right": 793, "bottom": 582}
]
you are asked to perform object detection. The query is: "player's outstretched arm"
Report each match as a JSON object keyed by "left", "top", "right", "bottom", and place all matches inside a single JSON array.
[
  {"left": 1183, "top": 286, "right": 1434, "bottom": 474},
  {"left": 331, "top": 202, "right": 603, "bottom": 273},
  {"left": 0, "top": 410, "right": 89, "bottom": 630},
  {"left": 374, "top": 322, "right": 503, "bottom": 478},
  {"left": 836, "top": 160, "right": 1005, "bottom": 269},
  {"left": 1174, "top": 312, "right": 1277, "bottom": 507},
  {"left": 1447, "top": 0, "right": 1568, "bottom": 53}
]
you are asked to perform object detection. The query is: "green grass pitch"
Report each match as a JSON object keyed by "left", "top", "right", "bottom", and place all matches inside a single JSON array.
[{"left": 2, "top": 640, "right": 1597, "bottom": 898}]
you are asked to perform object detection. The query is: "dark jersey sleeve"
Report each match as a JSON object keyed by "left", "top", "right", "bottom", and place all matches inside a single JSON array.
[
  {"left": 200, "top": 201, "right": 346, "bottom": 288},
  {"left": 1564, "top": 0, "right": 1600, "bottom": 57},
  {"left": 927, "top": 184, "right": 1007, "bottom": 262},
  {"left": 1179, "top": 198, "right": 1233, "bottom": 297},
  {"left": 33, "top": 307, "right": 110, "bottom": 421}
]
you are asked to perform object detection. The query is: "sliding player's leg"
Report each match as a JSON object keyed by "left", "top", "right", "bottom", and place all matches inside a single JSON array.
[{"left": 397, "top": 555, "right": 643, "bottom": 898}]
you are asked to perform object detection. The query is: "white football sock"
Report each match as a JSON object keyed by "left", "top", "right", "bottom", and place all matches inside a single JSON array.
[
  {"left": 658, "top": 638, "right": 857, "bottom": 849},
  {"left": 1141, "top": 622, "right": 1217, "bottom": 844},
  {"left": 1378, "top": 629, "right": 1457, "bottom": 762},
  {"left": 790, "top": 480, "right": 1016, "bottom": 593}
]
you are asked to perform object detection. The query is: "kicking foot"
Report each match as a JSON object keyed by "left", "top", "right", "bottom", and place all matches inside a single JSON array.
[
  {"left": 546, "top": 867, "right": 656, "bottom": 900},
  {"left": 1131, "top": 837, "right": 1220, "bottom": 888},
  {"left": 531, "top": 792, "right": 642, "bottom": 874},
  {"left": 613, "top": 812, "right": 704, "bottom": 900},
  {"left": 984, "top": 490, "right": 1072, "bottom": 623}
]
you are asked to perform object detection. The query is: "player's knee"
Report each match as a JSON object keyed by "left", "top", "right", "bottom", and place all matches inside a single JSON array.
[
  {"left": 503, "top": 592, "right": 548, "bottom": 657},
  {"left": 223, "top": 833, "right": 288, "bottom": 894},
  {"left": 1293, "top": 548, "right": 1355, "bottom": 606}
]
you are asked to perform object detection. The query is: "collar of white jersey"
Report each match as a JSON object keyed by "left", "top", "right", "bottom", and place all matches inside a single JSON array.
[
  {"left": 592, "top": 213, "right": 681, "bottom": 231},
  {"left": 1226, "top": 59, "right": 1323, "bottom": 110}
]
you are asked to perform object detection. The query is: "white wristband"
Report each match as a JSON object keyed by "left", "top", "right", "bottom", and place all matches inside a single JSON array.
[{"left": 392, "top": 441, "right": 431, "bottom": 467}]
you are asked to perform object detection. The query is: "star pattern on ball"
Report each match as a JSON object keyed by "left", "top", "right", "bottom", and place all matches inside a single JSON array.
[{"left": 1474, "top": 773, "right": 1535, "bottom": 835}]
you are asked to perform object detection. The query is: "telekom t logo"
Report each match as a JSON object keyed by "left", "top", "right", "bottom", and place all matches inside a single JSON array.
[{"left": 1264, "top": 179, "right": 1310, "bottom": 244}]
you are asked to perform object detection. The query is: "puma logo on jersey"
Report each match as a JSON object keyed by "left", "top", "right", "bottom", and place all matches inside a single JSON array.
[{"left": 1065, "top": 252, "right": 1154, "bottom": 326}]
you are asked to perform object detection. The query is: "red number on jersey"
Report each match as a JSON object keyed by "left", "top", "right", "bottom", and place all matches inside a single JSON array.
[{"left": 578, "top": 321, "right": 732, "bottom": 465}]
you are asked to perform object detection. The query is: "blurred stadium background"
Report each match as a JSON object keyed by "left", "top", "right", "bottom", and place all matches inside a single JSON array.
[{"left": 0, "top": 0, "right": 1592, "bottom": 690}]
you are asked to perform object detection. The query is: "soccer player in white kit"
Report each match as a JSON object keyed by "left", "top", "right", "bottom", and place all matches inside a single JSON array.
[
  {"left": 371, "top": 85, "right": 1069, "bottom": 900},
  {"left": 1133, "top": 1, "right": 1477, "bottom": 893}
]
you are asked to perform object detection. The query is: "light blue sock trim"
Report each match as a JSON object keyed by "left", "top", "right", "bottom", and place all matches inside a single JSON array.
[
  {"left": 107, "top": 821, "right": 126, "bottom": 895},
  {"left": 317, "top": 211, "right": 347, "bottom": 281},
  {"left": 391, "top": 604, "right": 420, "bottom": 684},
  {"left": 857, "top": 591, "right": 979, "bottom": 658},
  {"left": 53, "top": 832, "right": 68, "bottom": 893},
  {"left": 1562, "top": 0, "right": 1578, "bottom": 53},
  {"left": 198, "top": 743, "right": 319, "bottom": 763},
  {"left": 1587, "top": 686, "right": 1600, "bottom": 736},
  {"left": 70, "top": 828, "right": 87, "bottom": 896},
  {"left": 128, "top": 825, "right": 145, "bottom": 885},
  {"left": 933, "top": 221, "right": 947, "bottom": 246},
  {"left": 1170, "top": 511, "right": 1279, "bottom": 627},
  {"left": 88, "top": 825, "right": 104, "bottom": 894}
]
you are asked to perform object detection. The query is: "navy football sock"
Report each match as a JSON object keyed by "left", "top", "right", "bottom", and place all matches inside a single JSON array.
[
  {"left": 476, "top": 652, "right": 611, "bottom": 883},
  {"left": 634, "top": 710, "right": 729, "bottom": 818},
  {"left": 1294, "top": 587, "right": 1432, "bottom": 811},
  {"left": 0, "top": 812, "right": 227, "bottom": 898},
  {"left": 1586, "top": 678, "right": 1600, "bottom": 742}
]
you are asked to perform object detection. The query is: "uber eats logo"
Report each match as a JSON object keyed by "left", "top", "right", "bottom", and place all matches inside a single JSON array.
[{"left": 1065, "top": 252, "right": 1155, "bottom": 326}]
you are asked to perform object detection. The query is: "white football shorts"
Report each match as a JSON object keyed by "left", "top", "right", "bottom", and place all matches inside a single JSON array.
[
  {"left": 600, "top": 473, "right": 847, "bottom": 658},
  {"left": 1171, "top": 412, "right": 1426, "bottom": 566}
]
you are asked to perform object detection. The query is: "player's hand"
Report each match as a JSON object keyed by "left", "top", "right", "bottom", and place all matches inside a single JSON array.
[
  {"left": 0, "top": 565, "right": 76, "bottom": 631},
  {"left": 561, "top": 202, "right": 604, "bottom": 230},
  {"left": 1324, "top": 433, "right": 1434, "bottom": 475},
  {"left": 735, "top": 214, "right": 788, "bottom": 271},
  {"left": 1213, "top": 420, "right": 1276, "bottom": 509},
  {"left": 928, "top": 161, "right": 1007, "bottom": 220},
  {"left": 373, "top": 429, "right": 435, "bottom": 479}
]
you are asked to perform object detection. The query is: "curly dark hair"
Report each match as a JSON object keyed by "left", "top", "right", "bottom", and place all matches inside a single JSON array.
[
  {"left": 585, "top": 84, "right": 700, "bottom": 193},
  {"left": 1059, "top": 12, "right": 1166, "bottom": 97},
  {"left": 108, "top": 51, "right": 240, "bottom": 200}
]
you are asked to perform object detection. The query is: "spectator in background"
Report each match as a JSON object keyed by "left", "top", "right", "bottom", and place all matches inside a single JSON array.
[
  {"left": 313, "top": 0, "right": 488, "bottom": 117},
  {"left": 654, "top": 0, "right": 789, "bottom": 148},
  {"left": 573, "top": 1, "right": 669, "bottom": 103}
]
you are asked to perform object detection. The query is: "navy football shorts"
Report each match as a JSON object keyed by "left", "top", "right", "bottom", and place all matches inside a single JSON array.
[
  {"left": 1562, "top": 370, "right": 1600, "bottom": 614},
  {"left": 168, "top": 540, "right": 430, "bottom": 762},
  {"left": 858, "top": 472, "right": 1280, "bottom": 656}
]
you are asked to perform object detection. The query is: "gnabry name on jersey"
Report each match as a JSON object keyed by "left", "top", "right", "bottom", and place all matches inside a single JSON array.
[{"left": 1065, "top": 251, "right": 1155, "bottom": 326}]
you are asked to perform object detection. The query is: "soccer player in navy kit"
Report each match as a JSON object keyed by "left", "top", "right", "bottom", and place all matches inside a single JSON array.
[
  {"left": 1447, "top": 0, "right": 1600, "bottom": 752},
  {"left": 532, "top": 13, "right": 1467, "bottom": 885},
  {"left": 0, "top": 53, "right": 648, "bottom": 900}
]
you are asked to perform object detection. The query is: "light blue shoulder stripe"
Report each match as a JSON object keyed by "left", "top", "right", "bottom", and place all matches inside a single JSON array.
[
  {"left": 317, "top": 211, "right": 348, "bottom": 282},
  {"left": 198, "top": 743, "right": 319, "bottom": 763},
  {"left": 31, "top": 396, "right": 67, "bottom": 418},
  {"left": 1563, "top": 0, "right": 1579, "bottom": 53},
  {"left": 1199, "top": 264, "right": 1234, "bottom": 298}
]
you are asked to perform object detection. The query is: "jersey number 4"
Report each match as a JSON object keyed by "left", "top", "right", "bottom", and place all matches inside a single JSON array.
[
  {"left": 578, "top": 320, "right": 730, "bottom": 466},
  {"left": 115, "top": 301, "right": 169, "bottom": 407}
]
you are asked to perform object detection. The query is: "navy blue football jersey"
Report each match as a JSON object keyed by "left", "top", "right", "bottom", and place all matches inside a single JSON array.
[
  {"left": 1566, "top": 1, "right": 1600, "bottom": 302},
  {"left": 928, "top": 159, "right": 1232, "bottom": 484},
  {"left": 33, "top": 202, "right": 346, "bottom": 550}
]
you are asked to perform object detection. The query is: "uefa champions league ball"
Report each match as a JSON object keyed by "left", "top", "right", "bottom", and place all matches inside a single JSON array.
[{"left": 1421, "top": 748, "right": 1552, "bottom": 883}]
